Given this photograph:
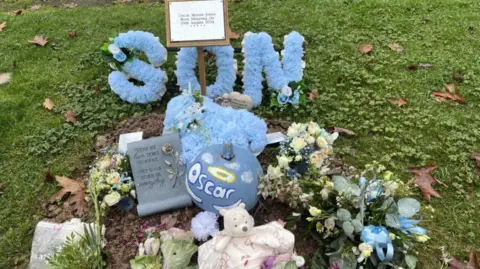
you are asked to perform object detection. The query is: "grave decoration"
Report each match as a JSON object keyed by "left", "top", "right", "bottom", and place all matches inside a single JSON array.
[
  {"left": 127, "top": 133, "right": 192, "bottom": 217},
  {"left": 190, "top": 211, "right": 219, "bottom": 241},
  {"left": 87, "top": 149, "right": 135, "bottom": 212},
  {"left": 258, "top": 122, "right": 338, "bottom": 208},
  {"left": 259, "top": 123, "right": 429, "bottom": 269},
  {"left": 176, "top": 31, "right": 307, "bottom": 108},
  {"left": 198, "top": 203, "right": 305, "bottom": 269},
  {"left": 29, "top": 219, "right": 105, "bottom": 269},
  {"left": 130, "top": 226, "right": 198, "bottom": 269},
  {"left": 163, "top": 89, "right": 267, "bottom": 163},
  {"left": 186, "top": 143, "right": 262, "bottom": 214},
  {"left": 101, "top": 31, "right": 168, "bottom": 104}
]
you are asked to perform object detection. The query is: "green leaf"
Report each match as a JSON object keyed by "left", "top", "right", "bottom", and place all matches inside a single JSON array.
[
  {"left": 351, "top": 219, "right": 363, "bottom": 232},
  {"left": 310, "top": 249, "right": 329, "bottom": 269},
  {"left": 337, "top": 208, "right": 352, "bottom": 222},
  {"left": 342, "top": 221, "right": 354, "bottom": 236},
  {"left": 385, "top": 213, "right": 400, "bottom": 228},
  {"left": 405, "top": 255, "right": 418, "bottom": 269},
  {"left": 398, "top": 198, "right": 420, "bottom": 218}
]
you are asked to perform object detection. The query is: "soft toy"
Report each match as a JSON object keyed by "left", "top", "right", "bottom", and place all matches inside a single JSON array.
[
  {"left": 163, "top": 93, "right": 267, "bottom": 164},
  {"left": 198, "top": 203, "right": 305, "bottom": 269}
]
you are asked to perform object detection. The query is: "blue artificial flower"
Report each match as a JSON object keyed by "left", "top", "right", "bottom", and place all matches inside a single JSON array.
[
  {"left": 288, "top": 90, "right": 300, "bottom": 104},
  {"left": 277, "top": 93, "right": 289, "bottom": 104},
  {"left": 176, "top": 46, "right": 236, "bottom": 99},
  {"left": 108, "top": 31, "right": 168, "bottom": 104},
  {"left": 361, "top": 225, "right": 394, "bottom": 261},
  {"left": 242, "top": 32, "right": 305, "bottom": 107},
  {"left": 163, "top": 95, "right": 267, "bottom": 163},
  {"left": 399, "top": 216, "right": 427, "bottom": 235},
  {"left": 113, "top": 51, "right": 127, "bottom": 62}
]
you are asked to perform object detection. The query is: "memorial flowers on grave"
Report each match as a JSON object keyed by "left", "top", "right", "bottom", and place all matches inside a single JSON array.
[
  {"left": 87, "top": 149, "right": 135, "bottom": 213},
  {"left": 258, "top": 121, "right": 338, "bottom": 208},
  {"left": 296, "top": 164, "right": 428, "bottom": 268}
]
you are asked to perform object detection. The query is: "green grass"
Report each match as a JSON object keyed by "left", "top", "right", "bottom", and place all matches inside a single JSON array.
[{"left": 1, "top": 0, "right": 480, "bottom": 267}]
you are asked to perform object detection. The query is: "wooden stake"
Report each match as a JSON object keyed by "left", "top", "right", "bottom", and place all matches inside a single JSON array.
[{"left": 197, "top": 47, "right": 207, "bottom": 96}]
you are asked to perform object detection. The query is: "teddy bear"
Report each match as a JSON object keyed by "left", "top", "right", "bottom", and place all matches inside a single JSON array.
[
  {"left": 197, "top": 203, "right": 305, "bottom": 269},
  {"left": 163, "top": 93, "right": 267, "bottom": 164}
]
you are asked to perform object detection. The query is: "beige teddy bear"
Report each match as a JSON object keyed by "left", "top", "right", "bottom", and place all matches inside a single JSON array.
[{"left": 198, "top": 203, "right": 304, "bottom": 269}]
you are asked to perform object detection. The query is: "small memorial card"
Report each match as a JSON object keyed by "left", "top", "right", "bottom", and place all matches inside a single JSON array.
[
  {"left": 127, "top": 133, "right": 192, "bottom": 217},
  {"left": 166, "top": 0, "right": 229, "bottom": 47}
]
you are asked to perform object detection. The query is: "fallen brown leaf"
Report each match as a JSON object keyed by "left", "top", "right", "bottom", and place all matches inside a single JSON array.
[
  {"left": 29, "top": 35, "right": 48, "bottom": 47},
  {"left": 388, "top": 43, "right": 404, "bottom": 53},
  {"left": 326, "top": 126, "right": 356, "bottom": 136},
  {"left": 65, "top": 110, "right": 77, "bottom": 123},
  {"left": 407, "top": 65, "right": 418, "bottom": 71},
  {"left": 161, "top": 212, "right": 179, "bottom": 229},
  {"left": 473, "top": 152, "right": 480, "bottom": 168},
  {"left": 49, "top": 176, "right": 87, "bottom": 216},
  {"left": 0, "top": 182, "right": 5, "bottom": 196},
  {"left": 407, "top": 164, "right": 446, "bottom": 200},
  {"left": 30, "top": 5, "right": 41, "bottom": 11},
  {"left": 0, "top": 22, "right": 6, "bottom": 32},
  {"left": 43, "top": 98, "right": 55, "bottom": 110},
  {"left": 308, "top": 88, "right": 319, "bottom": 101},
  {"left": 389, "top": 97, "right": 408, "bottom": 108},
  {"left": 12, "top": 10, "right": 22, "bottom": 16},
  {"left": 447, "top": 249, "right": 479, "bottom": 269},
  {"left": 229, "top": 30, "right": 240, "bottom": 40},
  {"left": 43, "top": 170, "right": 55, "bottom": 183},
  {"left": 454, "top": 72, "right": 465, "bottom": 83},
  {"left": 359, "top": 44, "right": 373, "bottom": 54},
  {"left": 0, "top": 73, "right": 11, "bottom": 85},
  {"left": 68, "top": 31, "right": 77, "bottom": 37},
  {"left": 432, "top": 84, "right": 465, "bottom": 104}
]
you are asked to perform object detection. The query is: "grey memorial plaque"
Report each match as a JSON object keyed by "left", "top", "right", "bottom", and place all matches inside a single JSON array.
[{"left": 127, "top": 133, "right": 192, "bottom": 217}]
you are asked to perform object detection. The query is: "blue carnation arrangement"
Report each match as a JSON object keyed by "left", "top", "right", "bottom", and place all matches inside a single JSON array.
[
  {"left": 242, "top": 31, "right": 306, "bottom": 108},
  {"left": 163, "top": 92, "right": 267, "bottom": 163},
  {"left": 101, "top": 31, "right": 168, "bottom": 104},
  {"left": 176, "top": 46, "right": 237, "bottom": 99}
]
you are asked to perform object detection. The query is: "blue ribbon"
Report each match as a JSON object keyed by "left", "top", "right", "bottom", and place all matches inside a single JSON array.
[{"left": 361, "top": 225, "right": 394, "bottom": 261}]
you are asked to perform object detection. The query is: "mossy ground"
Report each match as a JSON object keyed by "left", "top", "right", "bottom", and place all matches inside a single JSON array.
[{"left": 1, "top": 0, "right": 479, "bottom": 267}]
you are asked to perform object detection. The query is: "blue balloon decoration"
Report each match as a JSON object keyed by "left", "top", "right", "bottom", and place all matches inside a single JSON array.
[{"left": 186, "top": 143, "right": 263, "bottom": 214}]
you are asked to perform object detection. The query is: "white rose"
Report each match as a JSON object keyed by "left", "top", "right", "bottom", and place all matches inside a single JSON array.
[
  {"left": 306, "top": 136, "right": 315, "bottom": 144},
  {"left": 281, "top": 85, "right": 293, "bottom": 97},
  {"left": 307, "top": 122, "right": 321, "bottom": 135},
  {"left": 316, "top": 136, "right": 328, "bottom": 149},
  {"left": 290, "top": 137, "right": 307, "bottom": 152},
  {"left": 277, "top": 155, "right": 291, "bottom": 169},
  {"left": 108, "top": 44, "right": 121, "bottom": 54},
  {"left": 267, "top": 165, "right": 283, "bottom": 179},
  {"left": 309, "top": 151, "right": 325, "bottom": 168},
  {"left": 104, "top": 191, "right": 121, "bottom": 206}
]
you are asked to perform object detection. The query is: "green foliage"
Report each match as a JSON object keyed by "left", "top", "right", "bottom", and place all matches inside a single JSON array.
[
  {"left": 46, "top": 231, "right": 104, "bottom": 269},
  {"left": 27, "top": 82, "right": 150, "bottom": 156}
]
